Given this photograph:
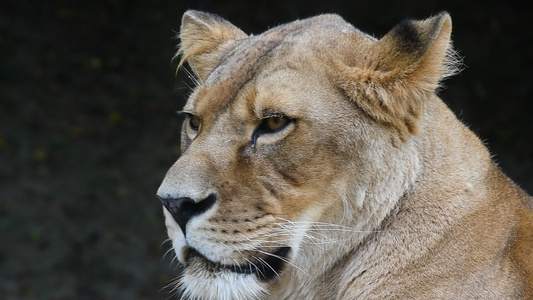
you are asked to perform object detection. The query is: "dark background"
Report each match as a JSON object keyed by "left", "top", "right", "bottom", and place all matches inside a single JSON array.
[{"left": 1, "top": 0, "right": 531, "bottom": 299}]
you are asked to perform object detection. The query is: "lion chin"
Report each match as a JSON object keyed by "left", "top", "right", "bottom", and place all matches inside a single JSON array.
[
  {"left": 179, "top": 247, "right": 290, "bottom": 300},
  {"left": 179, "top": 266, "right": 266, "bottom": 300}
]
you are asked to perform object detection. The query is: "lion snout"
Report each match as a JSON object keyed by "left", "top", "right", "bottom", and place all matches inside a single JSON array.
[{"left": 157, "top": 193, "right": 217, "bottom": 235}]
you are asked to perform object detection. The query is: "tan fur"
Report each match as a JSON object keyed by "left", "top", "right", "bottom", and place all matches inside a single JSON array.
[{"left": 157, "top": 10, "right": 533, "bottom": 300}]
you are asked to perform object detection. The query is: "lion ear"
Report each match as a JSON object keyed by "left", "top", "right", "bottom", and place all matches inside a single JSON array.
[
  {"left": 338, "top": 12, "right": 460, "bottom": 141},
  {"left": 177, "top": 10, "right": 247, "bottom": 81},
  {"left": 374, "top": 12, "right": 458, "bottom": 89}
]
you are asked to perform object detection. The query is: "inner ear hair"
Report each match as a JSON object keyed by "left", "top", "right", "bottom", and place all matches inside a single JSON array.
[{"left": 177, "top": 10, "right": 248, "bottom": 82}]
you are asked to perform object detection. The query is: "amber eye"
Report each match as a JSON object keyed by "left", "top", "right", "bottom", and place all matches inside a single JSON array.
[
  {"left": 264, "top": 116, "right": 289, "bottom": 132},
  {"left": 252, "top": 114, "right": 292, "bottom": 144},
  {"left": 189, "top": 115, "right": 201, "bottom": 131}
]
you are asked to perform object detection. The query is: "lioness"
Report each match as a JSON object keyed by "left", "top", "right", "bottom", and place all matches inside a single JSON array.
[{"left": 157, "top": 10, "right": 533, "bottom": 300}]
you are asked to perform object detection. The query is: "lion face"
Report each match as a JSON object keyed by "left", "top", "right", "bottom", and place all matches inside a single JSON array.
[
  {"left": 158, "top": 10, "right": 456, "bottom": 300},
  {"left": 158, "top": 56, "right": 370, "bottom": 299}
]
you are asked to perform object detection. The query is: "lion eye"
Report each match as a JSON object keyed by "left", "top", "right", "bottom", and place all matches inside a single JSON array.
[
  {"left": 264, "top": 116, "right": 289, "bottom": 132},
  {"left": 252, "top": 115, "right": 292, "bottom": 145},
  {"left": 189, "top": 115, "right": 201, "bottom": 131}
]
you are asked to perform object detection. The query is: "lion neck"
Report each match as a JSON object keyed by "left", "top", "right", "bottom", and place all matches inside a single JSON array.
[
  {"left": 333, "top": 96, "right": 495, "bottom": 299},
  {"left": 269, "top": 95, "right": 494, "bottom": 299}
]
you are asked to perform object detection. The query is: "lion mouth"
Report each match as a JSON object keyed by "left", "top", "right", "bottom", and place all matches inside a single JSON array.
[{"left": 185, "top": 247, "right": 291, "bottom": 281}]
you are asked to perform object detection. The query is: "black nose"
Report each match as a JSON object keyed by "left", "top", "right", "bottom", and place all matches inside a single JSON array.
[{"left": 158, "top": 194, "right": 217, "bottom": 235}]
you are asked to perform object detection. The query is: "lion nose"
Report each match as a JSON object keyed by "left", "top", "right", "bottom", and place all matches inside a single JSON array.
[{"left": 158, "top": 194, "right": 217, "bottom": 235}]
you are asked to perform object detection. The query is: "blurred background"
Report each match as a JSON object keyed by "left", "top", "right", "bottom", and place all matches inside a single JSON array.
[{"left": 0, "top": 0, "right": 531, "bottom": 299}]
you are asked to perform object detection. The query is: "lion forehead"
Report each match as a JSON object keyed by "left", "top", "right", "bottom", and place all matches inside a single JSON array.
[{"left": 191, "top": 15, "right": 374, "bottom": 116}]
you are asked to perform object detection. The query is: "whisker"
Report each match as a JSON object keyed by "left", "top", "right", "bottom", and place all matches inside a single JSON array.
[
  {"left": 170, "top": 253, "right": 181, "bottom": 269},
  {"left": 161, "top": 274, "right": 182, "bottom": 299},
  {"left": 254, "top": 255, "right": 279, "bottom": 278},
  {"left": 160, "top": 238, "right": 172, "bottom": 249},
  {"left": 182, "top": 67, "right": 201, "bottom": 87},
  {"left": 254, "top": 248, "right": 308, "bottom": 276},
  {"left": 228, "top": 243, "right": 269, "bottom": 280},
  {"left": 162, "top": 247, "right": 175, "bottom": 261},
  {"left": 245, "top": 256, "right": 267, "bottom": 279}
]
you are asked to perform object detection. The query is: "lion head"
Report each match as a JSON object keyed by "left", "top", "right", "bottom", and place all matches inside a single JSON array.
[{"left": 157, "top": 10, "right": 460, "bottom": 299}]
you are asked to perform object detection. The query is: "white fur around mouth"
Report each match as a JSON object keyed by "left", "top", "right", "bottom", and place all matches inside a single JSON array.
[{"left": 180, "top": 267, "right": 269, "bottom": 300}]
